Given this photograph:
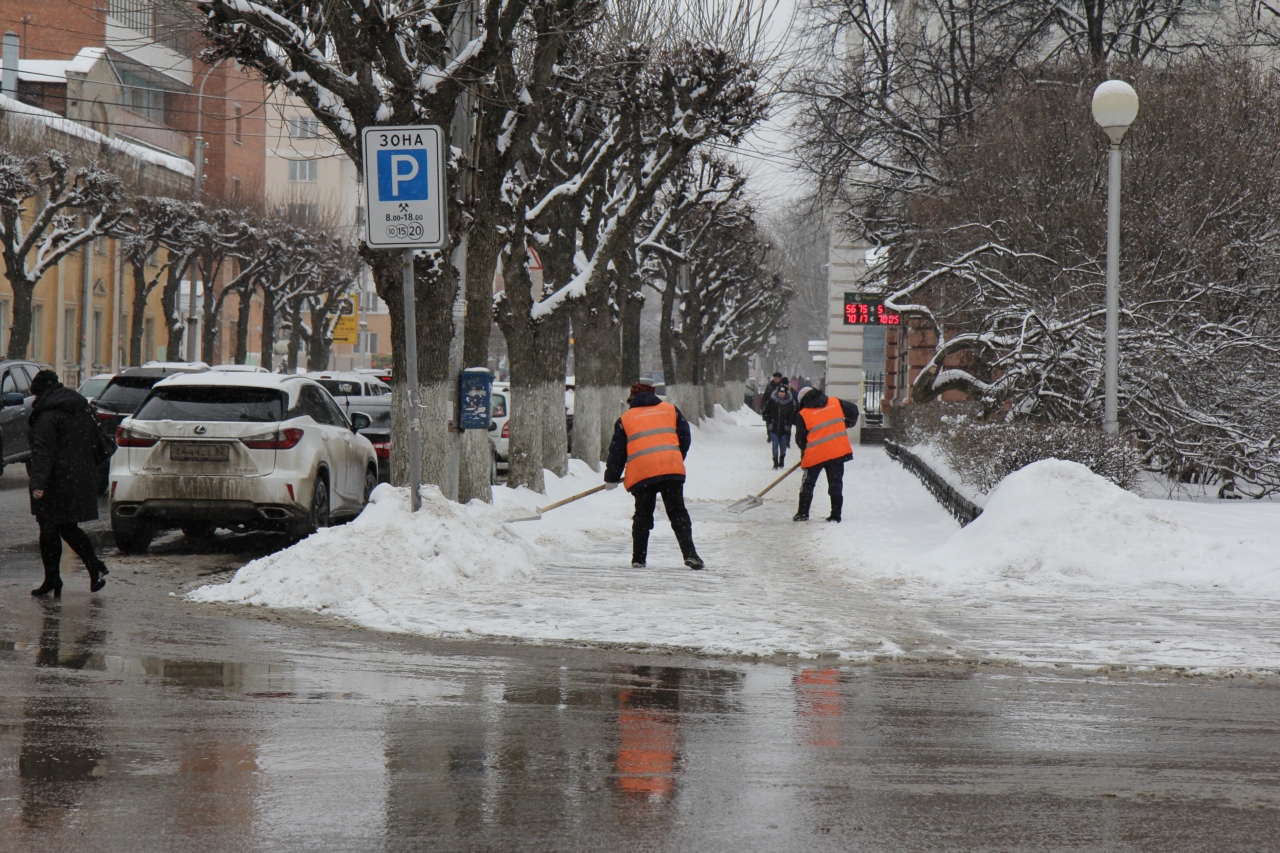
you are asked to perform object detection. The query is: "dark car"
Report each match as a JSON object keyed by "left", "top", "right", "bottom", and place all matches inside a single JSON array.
[
  {"left": 304, "top": 372, "right": 393, "bottom": 482},
  {"left": 90, "top": 364, "right": 208, "bottom": 491},
  {"left": 0, "top": 359, "right": 50, "bottom": 475}
]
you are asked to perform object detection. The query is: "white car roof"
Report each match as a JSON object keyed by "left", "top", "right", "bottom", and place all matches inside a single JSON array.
[
  {"left": 303, "top": 371, "right": 370, "bottom": 383},
  {"left": 209, "top": 364, "right": 270, "bottom": 373},
  {"left": 155, "top": 372, "right": 310, "bottom": 390}
]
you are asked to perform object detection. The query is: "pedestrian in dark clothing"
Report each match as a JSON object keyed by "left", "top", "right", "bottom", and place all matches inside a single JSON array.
[
  {"left": 761, "top": 373, "right": 785, "bottom": 439},
  {"left": 605, "top": 383, "right": 704, "bottom": 570},
  {"left": 27, "top": 370, "right": 109, "bottom": 597},
  {"left": 792, "top": 386, "right": 859, "bottom": 523},
  {"left": 761, "top": 384, "right": 797, "bottom": 469}
]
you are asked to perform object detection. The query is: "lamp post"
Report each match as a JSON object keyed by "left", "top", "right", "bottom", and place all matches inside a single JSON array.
[{"left": 1091, "top": 80, "right": 1139, "bottom": 435}]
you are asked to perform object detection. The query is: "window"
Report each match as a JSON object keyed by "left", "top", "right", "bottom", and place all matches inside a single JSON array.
[
  {"left": 317, "top": 379, "right": 361, "bottom": 397},
  {"left": 1, "top": 370, "right": 18, "bottom": 396},
  {"left": 118, "top": 68, "right": 167, "bottom": 123},
  {"left": 288, "top": 159, "right": 318, "bottom": 183},
  {"left": 288, "top": 116, "right": 320, "bottom": 139},
  {"left": 0, "top": 300, "right": 8, "bottom": 354},
  {"left": 95, "top": 234, "right": 107, "bottom": 255},
  {"left": 135, "top": 386, "right": 286, "bottom": 423},
  {"left": 63, "top": 307, "right": 77, "bottom": 364},
  {"left": 297, "top": 385, "right": 336, "bottom": 425},
  {"left": 108, "top": 0, "right": 152, "bottom": 33},
  {"left": 233, "top": 105, "right": 243, "bottom": 143}
]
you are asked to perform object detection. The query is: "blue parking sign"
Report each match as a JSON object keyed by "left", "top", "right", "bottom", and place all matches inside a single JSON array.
[{"left": 376, "top": 149, "right": 429, "bottom": 201}]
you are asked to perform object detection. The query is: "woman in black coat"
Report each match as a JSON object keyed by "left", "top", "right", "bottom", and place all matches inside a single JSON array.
[
  {"left": 761, "top": 383, "right": 797, "bottom": 469},
  {"left": 27, "top": 370, "right": 108, "bottom": 597}
]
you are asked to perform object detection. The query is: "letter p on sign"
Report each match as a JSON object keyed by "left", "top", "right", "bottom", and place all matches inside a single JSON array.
[{"left": 377, "top": 150, "right": 429, "bottom": 201}]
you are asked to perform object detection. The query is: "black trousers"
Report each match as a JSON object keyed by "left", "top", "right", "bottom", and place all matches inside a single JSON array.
[
  {"left": 799, "top": 460, "right": 845, "bottom": 499},
  {"left": 38, "top": 520, "right": 98, "bottom": 577},
  {"left": 631, "top": 481, "right": 696, "bottom": 561}
]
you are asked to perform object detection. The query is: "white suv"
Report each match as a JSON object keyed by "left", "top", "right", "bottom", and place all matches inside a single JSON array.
[
  {"left": 489, "top": 381, "right": 510, "bottom": 477},
  {"left": 109, "top": 373, "right": 378, "bottom": 553}
]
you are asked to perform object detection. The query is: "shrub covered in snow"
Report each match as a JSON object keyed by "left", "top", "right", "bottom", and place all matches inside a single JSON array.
[{"left": 891, "top": 404, "right": 1140, "bottom": 494}]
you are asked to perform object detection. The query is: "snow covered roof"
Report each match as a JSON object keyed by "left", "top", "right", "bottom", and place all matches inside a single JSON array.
[
  {"left": 0, "top": 48, "right": 107, "bottom": 83},
  {"left": 0, "top": 92, "right": 193, "bottom": 178}
]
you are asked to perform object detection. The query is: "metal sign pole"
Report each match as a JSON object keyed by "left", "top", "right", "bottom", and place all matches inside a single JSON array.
[{"left": 402, "top": 248, "right": 422, "bottom": 511}]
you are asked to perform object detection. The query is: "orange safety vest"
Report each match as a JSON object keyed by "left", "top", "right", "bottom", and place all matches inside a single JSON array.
[
  {"left": 621, "top": 402, "right": 686, "bottom": 490},
  {"left": 799, "top": 398, "right": 853, "bottom": 469}
]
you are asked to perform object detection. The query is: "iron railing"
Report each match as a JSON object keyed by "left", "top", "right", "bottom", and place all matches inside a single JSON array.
[{"left": 884, "top": 440, "right": 983, "bottom": 526}]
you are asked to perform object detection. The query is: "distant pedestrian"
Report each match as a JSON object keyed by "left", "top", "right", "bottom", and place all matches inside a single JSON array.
[
  {"left": 761, "top": 383, "right": 797, "bottom": 469},
  {"left": 792, "top": 386, "right": 859, "bottom": 523},
  {"left": 27, "top": 370, "right": 109, "bottom": 597},
  {"left": 761, "top": 373, "right": 785, "bottom": 436},
  {"left": 604, "top": 383, "right": 704, "bottom": 570}
]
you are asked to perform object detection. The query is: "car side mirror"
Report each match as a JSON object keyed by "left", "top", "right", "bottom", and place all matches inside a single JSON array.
[
  {"left": 350, "top": 412, "right": 371, "bottom": 432},
  {"left": 488, "top": 421, "right": 497, "bottom": 431},
  {"left": 1, "top": 392, "right": 23, "bottom": 407}
]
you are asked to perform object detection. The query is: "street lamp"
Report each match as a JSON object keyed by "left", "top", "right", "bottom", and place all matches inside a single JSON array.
[{"left": 1091, "top": 80, "right": 1139, "bottom": 435}]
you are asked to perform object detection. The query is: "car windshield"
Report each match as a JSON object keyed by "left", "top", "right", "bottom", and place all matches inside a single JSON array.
[
  {"left": 97, "top": 376, "right": 162, "bottom": 408},
  {"left": 78, "top": 376, "right": 111, "bottom": 398},
  {"left": 316, "top": 379, "right": 361, "bottom": 397},
  {"left": 134, "top": 386, "right": 286, "bottom": 423}
]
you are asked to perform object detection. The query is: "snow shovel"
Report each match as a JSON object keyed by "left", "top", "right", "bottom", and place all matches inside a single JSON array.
[
  {"left": 726, "top": 462, "right": 801, "bottom": 513},
  {"left": 508, "top": 484, "right": 608, "bottom": 522}
]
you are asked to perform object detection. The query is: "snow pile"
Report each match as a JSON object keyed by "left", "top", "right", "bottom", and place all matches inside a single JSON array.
[
  {"left": 924, "top": 459, "right": 1276, "bottom": 592},
  {"left": 188, "top": 484, "right": 539, "bottom": 619}
]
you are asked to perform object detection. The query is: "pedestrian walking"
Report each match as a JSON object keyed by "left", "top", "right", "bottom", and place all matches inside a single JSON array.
[
  {"left": 792, "top": 386, "right": 859, "bottom": 523},
  {"left": 761, "top": 383, "right": 797, "bottom": 469},
  {"left": 604, "top": 382, "right": 705, "bottom": 570},
  {"left": 27, "top": 370, "right": 110, "bottom": 597},
  {"left": 761, "top": 373, "right": 785, "bottom": 440}
]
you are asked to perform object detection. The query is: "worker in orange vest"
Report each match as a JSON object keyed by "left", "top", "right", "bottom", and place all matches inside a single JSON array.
[
  {"left": 792, "top": 386, "right": 860, "bottom": 522},
  {"left": 604, "top": 383, "right": 704, "bottom": 570}
]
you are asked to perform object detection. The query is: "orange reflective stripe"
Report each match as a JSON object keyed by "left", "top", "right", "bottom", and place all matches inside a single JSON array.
[
  {"left": 621, "top": 402, "right": 686, "bottom": 490},
  {"left": 800, "top": 398, "right": 853, "bottom": 469}
]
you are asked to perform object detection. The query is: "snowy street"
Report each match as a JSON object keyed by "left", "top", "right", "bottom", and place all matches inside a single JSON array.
[{"left": 192, "top": 411, "right": 1280, "bottom": 676}]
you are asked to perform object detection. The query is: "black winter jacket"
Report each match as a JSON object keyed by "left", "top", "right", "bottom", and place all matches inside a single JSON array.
[
  {"left": 28, "top": 384, "right": 100, "bottom": 524},
  {"left": 761, "top": 389, "right": 797, "bottom": 436},
  {"left": 604, "top": 392, "right": 691, "bottom": 491},
  {"left": 792, "top": 392, "right": 860, "bottom": 464}
]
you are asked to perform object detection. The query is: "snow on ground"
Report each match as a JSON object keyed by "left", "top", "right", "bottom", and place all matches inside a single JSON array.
[{"left": 190, "top": 406, "right": 1280, "bottom": 674}]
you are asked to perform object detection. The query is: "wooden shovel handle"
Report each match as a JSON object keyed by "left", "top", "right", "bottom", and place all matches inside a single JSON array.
[
  {"left": 754, "top": 462, "right": 802, "bottom": 499},
  {"left": 538, "top": 484, "right": 608, "bottom": 514}
]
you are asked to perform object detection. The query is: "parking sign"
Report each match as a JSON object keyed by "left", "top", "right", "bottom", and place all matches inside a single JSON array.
[{"left": 361, "top": 125, "right": 447, "bottom": 250}]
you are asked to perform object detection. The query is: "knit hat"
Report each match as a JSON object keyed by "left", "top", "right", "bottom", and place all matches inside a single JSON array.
[
  {"left": 30, "top": 369, "right": 60, "bottom": 397},
  {"left": 628, "top": 382, "right": 656, "bottom": 400},
  {"left": 798, "top": 386, "right": 816, "bottom": 403}
]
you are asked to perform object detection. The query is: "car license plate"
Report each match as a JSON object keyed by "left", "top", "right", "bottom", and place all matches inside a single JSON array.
[{"left": 170, "top": 442, "right": 230, "bottom": 462}]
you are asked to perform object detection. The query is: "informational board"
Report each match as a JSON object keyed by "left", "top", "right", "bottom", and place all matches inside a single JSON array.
[
  {"left": 361, "top": 125, "right": 448, "bottom": 250},
  {"left": 843, "top": 292, "right": 900, "bottom": 326},
  {"left": 331, "top": 294, "right": 359, "bottom": 344}
]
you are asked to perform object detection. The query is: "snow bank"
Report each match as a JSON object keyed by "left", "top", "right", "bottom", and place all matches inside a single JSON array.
[
  {"left": 188, "top": 484, "right": 539, "bottom": 620},
  {"left": 923, "top": 459, "right": 1277, "bottom": 594}
]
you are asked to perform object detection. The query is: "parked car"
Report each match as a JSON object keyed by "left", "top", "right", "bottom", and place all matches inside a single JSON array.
[
  {"left": 489, "top": 381, "right": 510, "bottom": 479},
  {"left": 0, "top": 359, "right": 49, "bottom": 475},
  {"left": 354, "top": 367, "right": 393, "bottom": 385},
  {"left": 90, "top": 364, "right": 209, "bottom": 492},
  {"left": 77, "top": 373, "right": 116, "bottom": 403},
  {"left": 304, "top": 371, "right": 393, "bottom": 482},
  {"left": 109, "top": 373, "right": 378, "bottom": 553}
]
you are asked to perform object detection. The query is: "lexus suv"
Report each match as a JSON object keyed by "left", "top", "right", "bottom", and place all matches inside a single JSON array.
[{"left": 109, "top": 373, "right": 378, "bottom": 553}]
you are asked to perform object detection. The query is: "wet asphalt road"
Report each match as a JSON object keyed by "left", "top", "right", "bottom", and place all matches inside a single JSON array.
[{"left": 3, "top": 468, "right": 1280, "bottom": 851}]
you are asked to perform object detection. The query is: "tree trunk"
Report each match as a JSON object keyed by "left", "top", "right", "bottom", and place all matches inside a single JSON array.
[
  {"left": 285, "top": 297, "right": 304, "bottom": 374},
  {"left": 234, "top": 288, "right": 252, "bottom": 364},
  {"left": 162, "top": 274, "right": 184, "bottom": 362},
  {"left": 260, "top": 295, "right": 276, "bottom": 372},
  {"left": 129, "top": 264, "right": 149, "bottom": 367},
  {"left": 201, "top": 279, "right": 220, "bottom": 365},
  {"left": 4, "top": 279, "right": 34, "bottom": 359},
  {"left": 570, "top": 295, "right": 622, "bottom": 470},
  {"left": 537, "top": 313, "right": 571, "bottom": 478}
]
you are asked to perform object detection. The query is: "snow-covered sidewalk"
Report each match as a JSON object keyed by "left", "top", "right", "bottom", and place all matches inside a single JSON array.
[{"left": 191, "top": 409, "right": 1280, "bottom": 674}]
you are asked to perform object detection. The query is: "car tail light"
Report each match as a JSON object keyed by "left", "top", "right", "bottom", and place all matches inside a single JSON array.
[
  {"left": 371, "top": 440, "right": 391, "bottom": 459},
  {"left": 242, "top": 428, "right": 305, "bottom": 450},
  {"left": 116, "top": 426, "right": 158, "bottom": 447},
  {"left": 95, "top": 409, "right": 117, "bottom": 422},
  {"left": 500, "top": 422, "right": 509, "bottom": 439}
]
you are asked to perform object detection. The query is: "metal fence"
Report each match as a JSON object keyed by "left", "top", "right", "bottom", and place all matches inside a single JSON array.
[
  {"left": 884, "top": 440, "right": 983, "bottom": 526},
  {"left": 863, "top": 372, "right": 884, "bottom": 425}
]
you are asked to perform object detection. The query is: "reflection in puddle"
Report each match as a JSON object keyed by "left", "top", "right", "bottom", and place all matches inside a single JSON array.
[
  {"left": 795, "top": 668, "right": 845, "bottom": 749},
  {"left": 615, "top": 667, "right": 682, "bottom": 804}
]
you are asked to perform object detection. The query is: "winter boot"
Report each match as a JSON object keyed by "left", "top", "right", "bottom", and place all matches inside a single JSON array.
[
  {"left": 672, "top": 517, "right": 703, "bottom": 570},
  {"left": 684, "top": 553, "right": 705, "bottom": 571},
  {"left": 88, "top": 560, "right": 108, "bottom": 592},
  {"left": 631, "top": 528, "right": 649, "bottom": 569},
  {"left": 31, "top": 565, "right": 62, "bottom": 598},
  {"left": 826, "top": 496, "right": 843, "bottom": 523},
  {"left": 793, "top": 492, "right": 812, "bottom": 522},
  {"left": 778, "top": 451, "right": 786, "bottom": 469}
]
